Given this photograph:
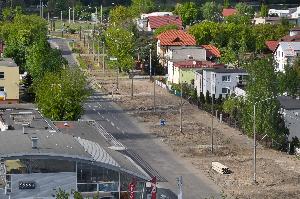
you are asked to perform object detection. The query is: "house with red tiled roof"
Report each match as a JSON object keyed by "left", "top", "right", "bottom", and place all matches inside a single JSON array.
[
  {"left": 147, "top": 15, "right": 183, "bottom": 32},
  {"left": 265, "top": 27, "right": 300, "bottom": 72},
  {"left": 167, "top": 59, "right": 224, "bottom": 85},
  {"left": 265, "top": 40, "right": 279, "bottom": 52},
  {"left": 222, "top": 8, "right": 237, "bottom": 17},
  {"left": 156, "top": 30, "right": 196, "bottom": 66},
  {"left": 201, "top": 45, "right": 221, "bottom": 60}
]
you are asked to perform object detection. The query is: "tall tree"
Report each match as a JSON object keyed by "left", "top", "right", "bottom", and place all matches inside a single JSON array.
[
  {"left": 260, "top": 3, "right": 268, "bottom": 17},
  {"left": 174, "top": 2, "right": 200, "bottom": 25},
  {"left": 242, "top": 56, "right": 287, "bottom": 143},
  {"left": 1, "top": 14, "right": 47, "bottom": 69},
  {"left": 109, "top": 5, "right": 132, "bottom": 26},
  {"left": 104, "top": 27, "right": 135, "bottom": 72},
  {"left": 201, "top": 2, "right": 222, "bottom": 22},
  {"left": 35, "top": 68, "right": 90, "bottom": 121},
  {"left": 130, "top": 0, "right": 155, "bottom": 16}
]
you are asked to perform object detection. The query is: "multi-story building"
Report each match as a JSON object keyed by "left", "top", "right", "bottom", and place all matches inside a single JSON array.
[
  {"left": 0, "top": 58, "right": 19, "bottom": 103},
  {"left": 195, "top": 68, "right": 248, "bottom": 98}
]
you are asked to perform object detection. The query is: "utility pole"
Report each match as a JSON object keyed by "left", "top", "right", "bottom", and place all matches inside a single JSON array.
[
  {"left": 253, "top": 104, "right": 257, "bottom": 184},
  {"left": 100, "top": 4, "right": 103, "bottom": 24},
  {"left": 149, "top": 47, "right": 152, "bottom": 79},
  {"left": 92, "top": 39, "right": 95, "bottom": 61},
  {"left": 131, "top": 69, "right": 134, "bottom": 99},
  {"left": 68, "top": 7, "right": 71, "bottom": 24},
  {"left": 153, "top": 76, "right": 156, "bottom": 112},
  {"left": 39, "top": 0, "right": 41, "bottom": 17},
  {"left": 79, "top": 26, "right": 82, "bottom": 41},
  {"left": 97, "top": 41, "right": 100, "bottom": 67},
  {"left": 180, "top": 70, "right": 183, "bottom": 134},
  {"left": 72, "top": 6, "right": 75, "bottom": 23},
  {"left": 61, "top": 11, "right": 63, "bottom": 22},
  {"left": 47, "top": 12, "right": 50, "bottom": 23},
  {"left": 41, "top": 1, "right": 44, "bottom": 18},
  {"left": 116, "top": 67, "right": 119, "bottom": 90},
  {"left": 83, "top": 35, "right": 86, "bottom": 47},
  {"left": 211, "top": 94, "right": 214, "bottom": 154},
  {"left": 95, "top": 7, "right": 98, "bottom": 24},
  {"left": 102, "top": 42, "right": 105, "bottom": 73}
]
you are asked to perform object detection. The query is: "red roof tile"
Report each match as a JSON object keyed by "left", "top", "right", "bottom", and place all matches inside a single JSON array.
[
  {"left": 174, "top": 60, "right": 224, "bottom": 69},
  {"left": 148, "top": 15, "right": 183, "bottom": 30},
  {"left": 265, "top": 40, "right": 279, "bottom": 52},
  {"left": 279, "top": 34, "right": 300, "bottom": 42},
  {"left": 201, "top": 44, "right": 221, "bottom": 58},
  {"left": 157, "top": 30, "right": 196, "bottom": 46},
  {"left": 222, "top": 8, "right": 237, "bottom": 17}
]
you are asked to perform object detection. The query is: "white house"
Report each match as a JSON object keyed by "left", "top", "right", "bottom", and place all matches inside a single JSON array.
[
  {"left": 278, "top": 96, "right": 300, "bottom": 141},
  {"left": 194, "top": 68, "right": 248, "bottom": 98},
  {"left": 291, "top": 6, "right": 300, "bottom": 19},
  {"left": 274, "top": 42, "right": 300, "bottom": 72},
  {"left": 268, "top": 9, "right": 290, "bottom": 17}
]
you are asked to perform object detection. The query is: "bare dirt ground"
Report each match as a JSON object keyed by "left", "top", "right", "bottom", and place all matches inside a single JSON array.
[{"left": 88, "top": 69, "right": 300, "bottom": 199}]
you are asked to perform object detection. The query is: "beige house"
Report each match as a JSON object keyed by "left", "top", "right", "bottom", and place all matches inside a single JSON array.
[{"left": 0, "top": 58, "right": 19, "bottom": 103}]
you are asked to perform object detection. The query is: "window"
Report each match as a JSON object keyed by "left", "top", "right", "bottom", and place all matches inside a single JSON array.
[
  {"left": 0, "top": 72, "right": 4, "bottom": 79},
  {"left": 222, "top": 88, "right": 230, "bottom": 94},
  {"left": 222, "top": 75, "right": 231, "bottom": 82},
  {"left": 0, "top": 87, "right": 4, "bottom": 91}
]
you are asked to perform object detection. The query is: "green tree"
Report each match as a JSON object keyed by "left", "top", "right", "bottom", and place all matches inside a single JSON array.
[
  {"left": 104, "top": 27, "right": 135, "bottom": 72},
  {"left": 56, "top": 188, "right": 69, "bottom": 199},
  {"left": 235, "top": 2, "right": 254, "bottom": 18},
  {"left": 242, "top": 57, "right": 287, "bottom": 143},
  {"left": 223, "top": 0, "right": 230, "bottom": 9},
  {"left": 25, "top": 38, "right": 67, "bottom": 79},
  {"left": 188, "top": 21, "right": 219, "bottom": 45},
  {"left": 109, "top": 5, "right": 132, "bottom": 26},
  {"left": 130, "top": 0, "right": 156, "bottom": 16},
  {"left": 154, "top": 24, "right": 178, "bottom": 36},
  {"left": 201, "top": 2, "right": 222, "bottom": 22},
  {"left": 1, "top": 14, "right": 47, "bottom": 69},
  {"left": 174, "top": 2, "right": 200, "bottom": 25},
  {"left": 260, "top": 3, "right": 268, "bottom": 17},
  {"left": 74, "top": 191, "right": 83, "bottom": 199},
  {"left": 278, "top": 64, "right": 300, "bottom": 97},
  {"left": 35, "top": 68, "right": 90, "bottom": 121}
]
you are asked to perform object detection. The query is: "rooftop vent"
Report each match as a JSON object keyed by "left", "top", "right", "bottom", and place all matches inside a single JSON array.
[{"left": 31, "top": 137, "right": 38, "bottom": 149}]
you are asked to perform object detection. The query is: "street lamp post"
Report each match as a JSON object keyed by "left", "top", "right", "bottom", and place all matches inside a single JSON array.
[
  {"left": 252, "top": 97, "right": 274, "bottom": 184},
  {"left": 68, "top": 7, "right": 71, "bottom": 24},
  {"left": 95, "top": 7, "right": 98, "bottom": 24},
  {"left": 72, "top": 6, "right": 75, "bottom": 23},
  {"left": 211, "top": 94, "right": 214, "bottom": 154},
  {"left": 149, "top": 44, "right": 152, "bottom": 80}
]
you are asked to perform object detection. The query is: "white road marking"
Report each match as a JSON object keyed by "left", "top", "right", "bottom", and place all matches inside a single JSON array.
[
  {"left": 88, "top": 105, "right": 91, "bottom": 108},
  {"left": 111, "top": 122, "right": 115, "bottom": 127},
  {"left": 93, "top": 108, "right": 96, "bottom": 111}
]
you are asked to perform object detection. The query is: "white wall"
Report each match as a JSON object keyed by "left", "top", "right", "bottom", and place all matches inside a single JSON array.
[
  {"left": 274, "top": 44, "right": 300, "bottom": 72},
  {"left": 200, "top": 70, "right": 247, "bottom": 98}
]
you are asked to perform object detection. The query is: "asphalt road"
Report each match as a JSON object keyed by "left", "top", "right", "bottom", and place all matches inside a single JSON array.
[{"left": 50, "top": 37, "right": 221, "bottom": 199}]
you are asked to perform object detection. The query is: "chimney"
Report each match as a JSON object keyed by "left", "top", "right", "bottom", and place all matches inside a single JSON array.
[{"left": 31, "top": 137, "right": 38, "bottom": 149}]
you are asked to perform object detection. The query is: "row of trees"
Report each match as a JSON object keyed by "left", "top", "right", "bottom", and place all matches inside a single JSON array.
[
  {"left": 0, "top": 8, "right": 89, "bottom": 120},
  {"left": 222, "top": 56, "right": 300, "bottom": 147},
  {"left": 188, "top": 21, "right": 290, "bottom": 66}
]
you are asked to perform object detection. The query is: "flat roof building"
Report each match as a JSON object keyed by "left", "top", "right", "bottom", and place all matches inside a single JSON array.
[{"left": 0, "top": 106, "right": 149, "bottom": 199}]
